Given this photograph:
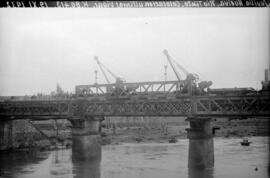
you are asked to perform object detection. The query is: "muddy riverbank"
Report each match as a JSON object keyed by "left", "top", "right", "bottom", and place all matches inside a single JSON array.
[{"left": 1, "top": 117, "right": 268, "bottom": 151}]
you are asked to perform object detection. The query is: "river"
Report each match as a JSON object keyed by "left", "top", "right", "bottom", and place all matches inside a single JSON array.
[{"left": 0, "top": 137, "right": 268, "bottom": 178}]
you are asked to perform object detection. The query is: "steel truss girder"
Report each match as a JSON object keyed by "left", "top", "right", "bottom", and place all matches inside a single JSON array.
[
  {"left": 75, "top": 80, "right": 183, "bottom": 96},
  {"left": 194, "top": 95, "right": 270, "bottom": 117},
  {"left": 83, "top": 100, "right": 192, "bottom": 116},
  {"left": 0, "top": 100, "right": 70, "bottom": 117},
  {"left": 0, "top": 94, "right": 269, "bottom": 118}
]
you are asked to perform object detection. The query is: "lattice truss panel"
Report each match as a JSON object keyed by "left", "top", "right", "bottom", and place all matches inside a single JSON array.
[
  {"left": 195, "top": 95, "right": 270, "bottom": 116},
  {"left": 0, "top": 94, "right": 269, "bottom": 117},
  {"left": 0, "top": 101, "right": 70, "bottom": 116},
  {"left": 75, "top": 80, "right": 183, "bottom": 96},
  {"left": 84, "top": 100, "right": 192, "bottom": 116}
]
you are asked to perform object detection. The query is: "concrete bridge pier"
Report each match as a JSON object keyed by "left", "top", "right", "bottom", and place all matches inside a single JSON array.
[
  {"left": 186, "top": 117, "right": 214, "bottom": 169},
  {"left": 70, "top": 116, "right": 102, "bottom": 161}
]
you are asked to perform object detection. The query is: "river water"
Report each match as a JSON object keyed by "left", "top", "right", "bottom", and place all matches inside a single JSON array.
[{"left": 0, "top": 137, "right": 269, "bottom": 178}]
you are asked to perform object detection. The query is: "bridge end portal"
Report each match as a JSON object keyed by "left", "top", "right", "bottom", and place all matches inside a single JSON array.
[{"left": 186, "top": 117, "right": 214, "bottom": 169}]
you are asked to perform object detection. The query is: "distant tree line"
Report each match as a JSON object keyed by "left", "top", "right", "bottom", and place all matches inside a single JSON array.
[{"left": 3, "top": 83, "right": 76, "bottom": 101}]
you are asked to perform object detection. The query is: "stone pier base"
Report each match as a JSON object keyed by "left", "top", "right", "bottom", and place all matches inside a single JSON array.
[
  {"left": 71, "top": 117, "right": 102, "bottom": 161},
  {"left": 72, "top": 135, "right": 101, "bottom": 160},
  {"left": 186, "top": 117, "right": 214, "bottom": 169}
]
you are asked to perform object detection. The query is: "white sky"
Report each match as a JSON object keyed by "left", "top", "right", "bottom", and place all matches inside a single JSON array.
[{"left": 0, "top": 8, "right": 269, "bottom": 96}]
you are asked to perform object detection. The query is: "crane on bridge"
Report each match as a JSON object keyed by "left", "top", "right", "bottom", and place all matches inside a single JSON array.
[
  {"left": 94, "top": 56, "right": 139, "bottom": 96},
  {"left": 74, "top": 51, "right": 258, "bottom": 98},
  {"left": 163, "top": 50, "right": 260, "bottom": 96},
  {"left": 163, "top": 50, "right": 212, "bottom": 95},
  {"left": 94, "top": 56, "right": 125, "bottom": 85}
]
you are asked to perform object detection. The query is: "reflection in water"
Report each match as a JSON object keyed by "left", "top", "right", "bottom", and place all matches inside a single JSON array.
[
  {"left": 72, "top": 159, "right": 101, "bottom": 178},
  {"left": 188, "top": 168, "right": 214, "bottom": 178},
  {"left": 0, "top": 137, "right": 268, "bottom": 178},
  {"left": 49, "top": 150, "right": 72, "bottom": 177},
  {"left": 0, "top": 151, "right": 49, "bottom": 177}
]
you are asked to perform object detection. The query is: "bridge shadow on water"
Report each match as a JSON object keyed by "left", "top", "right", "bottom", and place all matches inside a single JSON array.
[
  {"left": 0, "top": 150, "right": 50, "bottom": 177},
  {"left": 72, "top": 160, "right": 215, "bottom": 178},
  {"left": 0, "top": 149, "right": 214, "bottom": 178},
  {"left": 72, "top": 160, "right": 214, "bottom": 178},
  {"left": 0, "top": 149, "right": 101, "bottom": 178}
]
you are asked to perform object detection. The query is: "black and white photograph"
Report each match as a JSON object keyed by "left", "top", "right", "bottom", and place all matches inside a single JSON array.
[{"left": 0, "top": 1, "right": 269, "bottom": 178}]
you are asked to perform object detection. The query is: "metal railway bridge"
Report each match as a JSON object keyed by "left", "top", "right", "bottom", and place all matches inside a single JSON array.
[
  {"left": 0, "top": 80, "right": 269, "bottom": 118},
  {"left": 0, "top": 80, "right": 269, "bottom": 169}
]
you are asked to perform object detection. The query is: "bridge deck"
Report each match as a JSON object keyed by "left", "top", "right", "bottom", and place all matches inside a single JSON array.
[{"left": 0, "top": 92, "right": 269, "bottom": 119}]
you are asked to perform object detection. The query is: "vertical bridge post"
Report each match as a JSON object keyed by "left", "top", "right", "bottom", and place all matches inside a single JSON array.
[
  {"left": 70, "top": 116, "right": 103, "bottom": 161},
  {"left": 0, "top": 119, "right": 13, "bottom": 150},
  {"left": 0, "top": 120, "right": 5, "bottom": 150},
  {"left": 186, "top": 117, "right": 214, "bottom": 169}
]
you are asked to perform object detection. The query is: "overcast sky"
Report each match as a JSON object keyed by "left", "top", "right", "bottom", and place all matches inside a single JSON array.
[{"left": 0, "top": 8, "right": 269, "bottom": 96}]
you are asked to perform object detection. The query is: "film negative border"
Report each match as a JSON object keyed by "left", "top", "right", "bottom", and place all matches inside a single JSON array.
[{"left": 0, "top": 1, "right": 269, "bottom": 8}]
